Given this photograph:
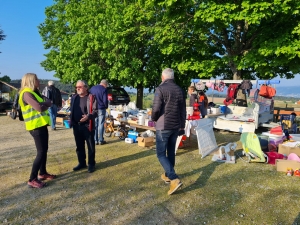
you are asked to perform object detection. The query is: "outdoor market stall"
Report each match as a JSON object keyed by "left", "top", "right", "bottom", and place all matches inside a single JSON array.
[{"left": 190, "top": 79, "right": 280, "bottom": 133}]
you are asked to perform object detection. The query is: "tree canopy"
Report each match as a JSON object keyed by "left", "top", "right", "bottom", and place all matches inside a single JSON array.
[
  {"left": 0, "top": 75, "right": 11, "bottom": 83},
  {"left": 39, "top": 0, "right": 300, "bottom": 108},
  {"left": 153, "top": 0, "right": 300, "bottom": 80}
]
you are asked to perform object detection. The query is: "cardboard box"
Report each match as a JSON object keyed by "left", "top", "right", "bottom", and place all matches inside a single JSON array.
[
  {"left": 276, "top": 144, "right": 300, "bottom": 172},
  {"left": 136, "top": 137, "right": 155, "bottom": 147},
  {"left": 278, "top": 144, "right": 300, "bottom": 156},
  {"left": 56, "top": 117, "right": 68, "bottom": 125},
  {"left": 127, "top": 119, "right": 138, "bottom": 124},
  {"left": 276, "top": 159, "right": 300, "bottom": 172}
]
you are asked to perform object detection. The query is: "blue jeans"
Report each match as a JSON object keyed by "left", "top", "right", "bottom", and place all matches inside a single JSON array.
[
  {"left": 156, "top": 129, "right": 179, "bottom": 180},
  {"left": 48, "top": 104, "right": 58, "bottom": 129},
  {"left": 95, "top": 109, "right": 106, "bottom": 143}
]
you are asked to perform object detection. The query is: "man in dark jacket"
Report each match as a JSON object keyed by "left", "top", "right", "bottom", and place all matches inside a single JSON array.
[
  {"left": 90, "top": 79, "right": 108, "bottom": 145},
  {"left": 151, "top": 68, "right": 186, "bottom": 195},
  {"left": 42, "top": 81, "right": 62, "bottom": 130},
  {"left": 70, "top": 80, "right": 98, "bottom": 173}
]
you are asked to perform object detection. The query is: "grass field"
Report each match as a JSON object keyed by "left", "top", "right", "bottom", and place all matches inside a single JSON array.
[{"left": 1, "top": 114, "right": 300, "bottom": 224}]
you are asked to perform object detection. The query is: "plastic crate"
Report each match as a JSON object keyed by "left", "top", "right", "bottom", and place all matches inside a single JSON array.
[{"left": 128, "top": 131, "right": 138, "bottom": 143}]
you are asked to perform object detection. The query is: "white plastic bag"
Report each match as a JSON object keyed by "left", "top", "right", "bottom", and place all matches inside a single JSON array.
[{"left": 128, "top": 101, "right": 137, "bottom": 110}]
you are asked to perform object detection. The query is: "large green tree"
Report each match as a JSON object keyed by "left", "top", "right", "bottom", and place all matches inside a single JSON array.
[
  {"left": 39, "top": 0, "right": 184, "bottom": 108},
  {"left": 153, "top": 0, "right": 300, "bottom": 80},
  {"left": 39, "top": 0, "right": 300, "bottom": 109}
]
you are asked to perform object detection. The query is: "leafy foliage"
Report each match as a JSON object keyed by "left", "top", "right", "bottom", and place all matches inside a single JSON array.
[
  {"left": 39, "top": 0, "right": 300, "bottom": 107},
  {"left": 154, "top": 0, "right": 300, "bottom": 80},
  {"left": 0, "top": 75, "right": 11, "bottom": 83}
]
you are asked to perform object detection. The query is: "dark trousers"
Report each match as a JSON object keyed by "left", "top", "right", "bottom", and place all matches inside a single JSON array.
[
  {"left": 29, "top": 125, "right": 49, "bottom": 181},
  {"left": 72, "top": 124, "right": 96, "bottom": 166}
]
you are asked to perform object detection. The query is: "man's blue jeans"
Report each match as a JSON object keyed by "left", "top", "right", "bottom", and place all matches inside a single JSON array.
[
  {"left": 155, "top": 129, "right": 179, "bottom": 180},
  {"left": 95, "top": 109, "right": 106, "bottom": 143},
  {"left": 48, "top": 104, "right": 58, "bottom": 129}
]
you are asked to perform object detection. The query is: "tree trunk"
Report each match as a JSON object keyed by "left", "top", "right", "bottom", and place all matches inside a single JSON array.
[
  {"left": 136, "top": 83, "right": 144, "bottom": 109},
  {"left": 229, "top": 61, "right": 242, "bottom": 80},
  {"left": 233, "top": 70, "right": 242, "bottom": 80}
]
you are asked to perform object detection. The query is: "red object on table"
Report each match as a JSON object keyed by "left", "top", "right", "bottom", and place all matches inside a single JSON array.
[
  {"left": 193, "top": 102, "right": 199, "bottom": 110},
  {"left": 192, "top": 102, "right": 201, "bottom": 117},
  {"left": 188, "top": 115, "right": 200, "bottom": 120},
  {"left": 270, "top": 126, "right": 283, "bottom": 135}
]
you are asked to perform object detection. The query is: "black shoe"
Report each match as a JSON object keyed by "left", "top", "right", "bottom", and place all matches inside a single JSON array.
[
  {"left": 73, "top": 164, "right": 87, "bottom": 171},
  {"left": 95, "top": 142, "right": 99, "bottom": 145},
  {"left": 100, "top": 141, "right": 107, "bottom": 145},
  {"left": 88, "top": 165, "right": 95, "bottom": 173}
]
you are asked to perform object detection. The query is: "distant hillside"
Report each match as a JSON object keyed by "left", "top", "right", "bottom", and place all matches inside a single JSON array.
[{"left": 275, "top": 86, "right": 300, "bottom": 99}]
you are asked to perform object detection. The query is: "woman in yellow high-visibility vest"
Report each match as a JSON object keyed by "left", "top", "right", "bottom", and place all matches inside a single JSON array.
[{"left": 19, "top": 73, "right": 55, "bottom": 188}]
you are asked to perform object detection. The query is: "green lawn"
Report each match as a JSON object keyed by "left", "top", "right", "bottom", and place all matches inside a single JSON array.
[{"left": 1, "top": 114, "right": 300, "bottom": 224}]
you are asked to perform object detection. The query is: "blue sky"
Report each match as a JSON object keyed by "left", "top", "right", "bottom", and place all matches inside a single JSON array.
[
  {"left": 0, "top": 0, "right": 55, "bottom": 80},
  {"left": 0, "top": 0, "right": 299, "bottom": 86}
]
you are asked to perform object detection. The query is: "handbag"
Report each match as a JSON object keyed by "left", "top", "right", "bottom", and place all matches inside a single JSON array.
[
  {"left": 259, "top": 85, "right": 276, "bottom": 98},
  {"left": 258, "top": 85, "right": 268, "bottom": 97}
]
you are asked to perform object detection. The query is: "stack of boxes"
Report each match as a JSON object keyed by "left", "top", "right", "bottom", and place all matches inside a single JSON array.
[{"left": 125, "top": 130, "right": 155, "bottom": 147}]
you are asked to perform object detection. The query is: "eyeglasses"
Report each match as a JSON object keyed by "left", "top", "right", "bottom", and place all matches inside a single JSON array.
[{"left": 76, "top": 86, "right": 83, "bottom": 89}]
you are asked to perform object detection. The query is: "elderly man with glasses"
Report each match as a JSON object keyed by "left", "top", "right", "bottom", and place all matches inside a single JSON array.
[{"left": 69, "top": 80, "right": 98, "bottom": 173}]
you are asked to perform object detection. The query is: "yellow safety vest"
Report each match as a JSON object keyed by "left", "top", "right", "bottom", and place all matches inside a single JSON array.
[{"left": 19, "top": 88, "right": 50, "bottom": 131}]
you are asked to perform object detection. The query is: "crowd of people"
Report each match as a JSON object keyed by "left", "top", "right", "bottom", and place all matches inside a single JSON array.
[{"left": 19, "top": 68, "right": 200, "bottom": 195}]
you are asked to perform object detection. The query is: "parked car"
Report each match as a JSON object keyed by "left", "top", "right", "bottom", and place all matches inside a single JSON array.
[
  {"left": 107, "top": 87, "right": 130, "bottom": 105},
  {"left": 0, "top": 101, "right": 12, "bottom": 112}
]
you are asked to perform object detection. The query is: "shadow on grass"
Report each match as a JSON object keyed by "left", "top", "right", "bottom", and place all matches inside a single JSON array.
[
  {"left": 293, "top": 213, "right": 300, "bottom": 224},
  {"left": 96, "top": 149, "right": 156, "bottom": 170},
  {"left": 180, "top": 161, "right": 222, "bottom": 194}
]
